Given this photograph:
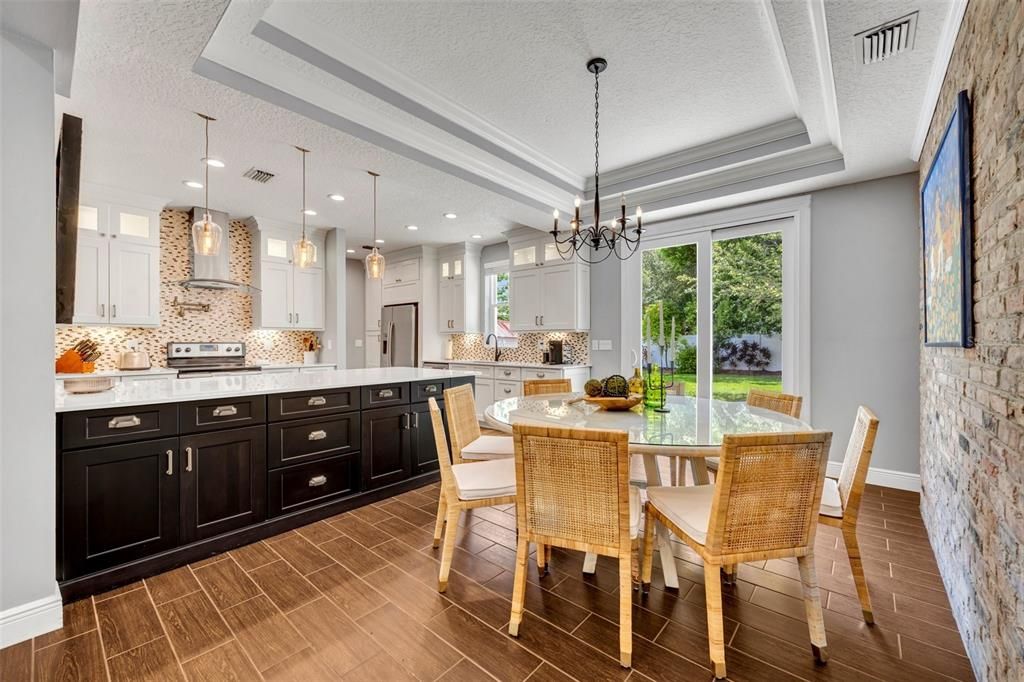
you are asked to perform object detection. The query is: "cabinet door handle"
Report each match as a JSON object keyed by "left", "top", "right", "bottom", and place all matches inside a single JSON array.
[
  {"left": 534, "top": 315, "right": 538, "bottom": 325},
  {"left": 108, "top": 415, "right": 141, "bottom": 429},
  {"left": 296, "top": 313, "right": 300, "bottom": 324},
  {"left": 212, "top": 405, "right": 237, "bottom": 417},
  {"left": 378, "top": 388, "right": 394, "bottom": 398},
  {"left": 540, "top": 315, "right": 544, "bottom": 325},
  {"left": 402, "top": 413, "right": 410, "bottom": 430},
  {"left": 112, "top": 304, "right": 117, "bottom": 319},
  {"left": 307, "top": 396, "right": 327, "bottom": 406},
  {"left": 308, "top": 475, "right": 327, "bottom": 487},
  {"left": 99, "top": 303, "right": 105, "bottom": 318},
  {"left": 166, "top": 450, "right": 174, "bottom": 476},
  {"left": 289, "top": 313, "right": 293, "bottom": 323},
  {"left": 185, "top": 446, "right": 193, "bottom": 472},
  {"left": 412, "top": 412, "right": 419, "bottom": 429},
  {"left": 308, "top": 429, "right": 327, "bottom": 441}
]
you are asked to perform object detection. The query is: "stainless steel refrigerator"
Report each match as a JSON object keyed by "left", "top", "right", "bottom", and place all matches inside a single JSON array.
[{"left": 380, "top": 303, "right": 418, "bottom": 367}]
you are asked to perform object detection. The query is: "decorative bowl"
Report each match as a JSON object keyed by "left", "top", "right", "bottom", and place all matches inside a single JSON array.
[{"left": 582, "top": 395, "right": 644, "bottom": 411}]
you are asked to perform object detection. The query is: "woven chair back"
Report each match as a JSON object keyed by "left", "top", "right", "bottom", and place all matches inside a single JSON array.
[
  {"left": 746, "top": 388, "right": 803, "bottom": 419},
  {"left": 522, "top": 378, "right": 573, "bottom": 396},
  {"left": 444, "top": 384, "right": 482, "bottom": 464},
  {"left": 707, "top": 431, "right": 831, "bottom": 556},
  {"left": 427, "top": 398, "right": 459, "bottom": 500},
  {"left": 512, "top": 424, "right": 631, "bottom": 554},
  {"left": 837, "top": 406, "right": 879, "bottom": 515}
]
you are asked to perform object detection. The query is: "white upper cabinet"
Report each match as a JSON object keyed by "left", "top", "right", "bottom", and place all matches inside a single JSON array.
[
  {"left": 71, "top": 184, "right": 164, "bottom": 327},
  {"left": 246, "top": 217, "right": 326, "bottom": 331},
  {"left": 383, "top": 258, "right": 420, "bottom": 287},
  {"left": 506, "top": 228, "right": 589, "bottom": 331},
  {"left": 437, "top": 243, "right": 480, "bottom": 334}
]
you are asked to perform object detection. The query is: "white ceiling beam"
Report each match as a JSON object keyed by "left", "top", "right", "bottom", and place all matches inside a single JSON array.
[
  {"left": 807, "top": 0, "right": 843, "bottom": 152},
  {"left": 910, "top": 0, "right": 968, "bottom": 161}
]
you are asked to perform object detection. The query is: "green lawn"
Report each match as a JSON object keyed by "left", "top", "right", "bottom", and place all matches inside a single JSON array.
[{"left": 669, "top": 373, "right": 782, "bottom": 402}]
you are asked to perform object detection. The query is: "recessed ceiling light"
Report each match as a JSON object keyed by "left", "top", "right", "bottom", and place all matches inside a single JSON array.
[
  {"left": 327, "top": 193, "right": 345, "bottom": 201},
  {"left": 471, "top": 234, "right": 483, "bottom": 239},
  {"left": 201, "top": 157, "right": 225, "bottom": 168},
  {"left": 406, "top": 225, "right": 418, "bottom": 231},
  {"left": 302, "top": 208, "right": 317, "bottom": 216},
  {"left": 443, "top": 212, "right": 457, "bottom": 219},
  {"left": 346, "top": 248, "right": 355, "bottom": 254},
  {"left": 182, "top": 180, "right": 203, "bottom": 189}
]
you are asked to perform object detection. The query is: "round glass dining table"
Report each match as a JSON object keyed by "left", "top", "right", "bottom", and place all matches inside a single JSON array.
[{"left": 484, "top": 392, "right": 813, "bottom": 588}]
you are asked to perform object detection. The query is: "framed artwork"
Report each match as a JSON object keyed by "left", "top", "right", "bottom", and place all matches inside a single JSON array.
[{"left": 921, "top": 90, "right": 974, "bottom": 347}]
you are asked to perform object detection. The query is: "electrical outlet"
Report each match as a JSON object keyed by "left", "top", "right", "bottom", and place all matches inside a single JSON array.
[
  {"left": 591, "top": 339, "right": 599, "bottom": 351},
  {"left": 355, "top": 339, "right": 363, "bottom": 348},
  {"left": 325, "top": 340, "right": 333, "bottom": 350},
  {"left": 598, "top": 339, "right": 613, "bottom": 351}
]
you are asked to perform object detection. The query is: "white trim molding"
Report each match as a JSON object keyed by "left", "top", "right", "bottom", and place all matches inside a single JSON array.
[
  {"left": 827, "top": 462, "right": 921, "bottom": 493},
  {"left": 910, "top": 0, "right": 968, "bottom": 161},
  {"left": 807, "top": 0, "right": 842, "bottom": 152},
  {"left": 0, "top": 583, "right": 63, "bottom": 648}
]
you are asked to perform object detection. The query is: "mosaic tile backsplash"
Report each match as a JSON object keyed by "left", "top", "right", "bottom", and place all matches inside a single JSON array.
[
  {"left": 450, "top": 332, "right": 590, "bottom": 365},
  {"left": 55, "top": 210, "right": 311, "bottom": 371}
]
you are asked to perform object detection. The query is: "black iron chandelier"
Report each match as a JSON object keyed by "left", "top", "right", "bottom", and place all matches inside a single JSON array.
[{"left": 551, "top": 57, "right": 643, "bottom": 264}]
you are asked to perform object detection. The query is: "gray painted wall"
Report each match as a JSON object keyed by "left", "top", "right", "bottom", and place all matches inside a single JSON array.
[
  {"left": 345, "top": 259, "right": 365, "bottom": 369},
  {"left": 587, "top": 173, "right": 921, "bottom": 474},
  {"left": 321, "top": 229, "right": 347, "bottom": 367}
]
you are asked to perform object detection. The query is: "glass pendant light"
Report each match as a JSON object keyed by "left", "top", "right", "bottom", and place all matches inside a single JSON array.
[
  {"left": 191, "top": 114, "right": 223, "bottom": 257},
  {"left": 293, "top": 146, "right": 317, "bottom": 268},
  {"left": 365, "top": 171, "right": 385, "bottom": 280}
]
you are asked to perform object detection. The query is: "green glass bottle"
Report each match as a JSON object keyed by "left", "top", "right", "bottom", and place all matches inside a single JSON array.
[
  {"left": 628, "top": 366, "right": 645, "bottom": 398},
  {"left": 644, "top": 364, "right": 665, "bottom": 409}
]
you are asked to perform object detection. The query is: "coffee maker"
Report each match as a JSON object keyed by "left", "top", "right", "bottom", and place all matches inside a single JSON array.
[{"left": 544, "top": 339, "right": 565, "bottom": 365}]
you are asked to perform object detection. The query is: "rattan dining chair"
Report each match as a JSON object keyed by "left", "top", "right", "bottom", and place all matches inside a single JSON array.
[
  {"left": 445, "top": 383, "right": 513, "bottom": 461},
  {"left": 522, "top": 378, "right": 573, "bottom": 396},
  {"left": 509, "top": 424, "right": 641, "bottom": 668},
  {"left": 427, "top": 398, "right": 517, "bottom": 592},
  {"left": 819, "top": 406, "right": 879, "bottom": 624},
  {"left": 705, "top": 388, "right": 804, "bottom": 477},
  {"left": 641, "top": 431, "right": 833, "bottom": 679}
]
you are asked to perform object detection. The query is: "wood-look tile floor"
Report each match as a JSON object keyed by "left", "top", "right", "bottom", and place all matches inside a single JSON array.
[{"left": 0, "top": 482, "right": 974, "bottom": 681}]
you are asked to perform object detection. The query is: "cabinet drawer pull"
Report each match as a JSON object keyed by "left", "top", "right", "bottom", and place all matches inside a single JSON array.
[
  {"left": 185, "top": 446, "right": 193, "bottom": 472},
  {"left": 308, "top": 475, "right": 327, "bottom": 487},
  {"left": 425, "top": 384, "right": 438, "bottom": 394},
  {"left": 503, "top": 387, "right": 512, "bottom": 394},
  {"left": 503, "top": 370, "right": 512, "bottom": 376},
  {"left": 536, "top": 372, "right": 546, "bottom": 378},
  {"left": 212, "top": 405, "right": 237, "bottom": 417},
  {"left": 308, "top": 429, "right": 327, "bottom": 441},
  {"left": 377, "top": 388, "right": 394, "bottom": 398},
  {"left": 108, "top": 415, "right": 141, "bottom": 429},
  {"left": 166, "top": 450, "right": 173, "bottom": 476},
  {"left": 307, "top": 396, "right": 327, "bottom": 406}
]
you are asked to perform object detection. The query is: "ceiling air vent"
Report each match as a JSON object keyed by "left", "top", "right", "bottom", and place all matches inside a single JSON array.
[
  {"left": 242, "top": 167, "right": 275, "bottom": 184},
  {"left": 855, "top": 12, "right": 917, "bottom": 65}
]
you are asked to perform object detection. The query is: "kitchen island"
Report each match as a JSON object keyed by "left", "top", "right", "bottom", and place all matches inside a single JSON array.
[{"left": 55, "top": 367, "right": 475, "bottom": 599}]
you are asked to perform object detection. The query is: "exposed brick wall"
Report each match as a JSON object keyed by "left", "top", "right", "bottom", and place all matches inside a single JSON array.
[{"left": 918, "top": 1, "right": 1024, "bottom": 679}]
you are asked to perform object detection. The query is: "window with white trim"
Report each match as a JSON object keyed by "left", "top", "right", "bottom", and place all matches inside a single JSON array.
[{"left": 483, "top": 259, "right": 517, "bottom": 345}]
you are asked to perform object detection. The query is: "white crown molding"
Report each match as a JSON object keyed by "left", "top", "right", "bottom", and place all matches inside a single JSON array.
[
  {"left": 0, "top": 583, "right": 63, "bottom": 648},
  {"left": 80, "top": 181, "right": 170, "bottom": 211},
  {"left": 910, "top": 0, "right": 968, "bottom": 161},
  {"left": 586, "top": 118, "right": 810, "bottom": 198},
  {"left": 760, "top": 0, "right": 801, "bottom": 114},
  {"left": 827, "top": 463, "right": 921, "bottom": 493},
  {"left": 255, "top": 4, "right": 582, "bottom": 192},
  {"left": 807, "top": 0, "right": 842, "bottom": 152}
]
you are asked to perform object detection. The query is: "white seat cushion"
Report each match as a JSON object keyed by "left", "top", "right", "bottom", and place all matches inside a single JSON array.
[
  {"left": 646, "top": 485, "right": 716, "bottom": 545},
  {"left": 704, "top": 456, "right": 720, "bottom": 472},
  {"left": 628, "top": 485, "right": 642, "bottom": 539},
  {"left": 819, "top": 478, "right": 844, "bottom": 518},
  {"left": 460, "top": 434, "right": 514, "bottom": 460},
  {"left": 451, "top": 458, "right": 516, "bottom": 501}
]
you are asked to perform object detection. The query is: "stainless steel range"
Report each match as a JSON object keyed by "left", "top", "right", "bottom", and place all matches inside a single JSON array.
[{"left": 166, "top": 342, "right": 261, "bottom": 378}]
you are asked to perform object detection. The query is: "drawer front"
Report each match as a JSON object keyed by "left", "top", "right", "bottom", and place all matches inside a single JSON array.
[
  {"left": 522, "top": 368, "right": 563, "bottom": 381},
  {"left": 452, "top": 364, "right": 494, "bottom": 379},
  {"left": 494, "top": 366, "right": 522, "bottom": 381},
  {"left": 62, "top": 404, "right": 178, "bottom": 450},
  {"left": 268, "top": 413, "right": 360, "bottom": 468},
  {"left": 495, "top": 380, "right": 522, "bottom": 400},
  {"left": 361, "top": 383, "right": 410, "bottom": 409},
  {"left": 268, "top": 454, "right": 359, "bottom": 517},
  {"left": 180, "top": 396, "right": 267, "bottom": 434},
  {"left": 411, "top": 379, "right": 446, "bottom": 403},
  {"left": 268, "top": 387, "right": 360, "bottom": 422}
]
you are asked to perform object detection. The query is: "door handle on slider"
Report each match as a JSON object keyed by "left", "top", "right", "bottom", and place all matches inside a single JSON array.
[
  {"left": 185, "top": 447, "right": 193, "bottom": 472},
  {"left": 212, "top": 405, "right": 237, "bottom": 417},
  {"left": 308, "top": 475, "right": 327, "bottom": 487},
  {"left": 308, "top": 430, "right": 327, "bottom": 441}
]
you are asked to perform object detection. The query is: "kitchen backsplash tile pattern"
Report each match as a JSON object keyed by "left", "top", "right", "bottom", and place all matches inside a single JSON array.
[
  {"left": 450, "top": 332, "right": 589, "bottom": 365},
  {"left": 55, "top": 209, "right": 310, "bottom": 371}
]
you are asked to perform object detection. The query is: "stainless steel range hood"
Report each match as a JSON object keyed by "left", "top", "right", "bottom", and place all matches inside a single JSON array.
[{"left": 180, "top": 208, "right": 251, "bottom": 291}]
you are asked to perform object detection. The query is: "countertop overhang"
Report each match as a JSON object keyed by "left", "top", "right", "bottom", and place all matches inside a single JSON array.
[
  {"left": 427, "top": 360, "right": 591, "bottom": 369},
  {"left": 56, "top": 367, "right": 476, "bottom": 412}
]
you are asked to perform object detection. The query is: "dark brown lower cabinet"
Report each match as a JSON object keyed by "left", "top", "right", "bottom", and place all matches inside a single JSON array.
[
  {"left": 179, "top": 426, "right": 266, "bottom": 543},
  {"left": 61, "top": 437, "right": 179, "bottom": 578},
  {"left": 268, "top": 454, "right": 359, "bottom": 517},
  {"left": 360, "top": 405, "right": 412, "bottom": 490},
  {"left": 410, "top": 400, "right": 444, "bottom": 475}
]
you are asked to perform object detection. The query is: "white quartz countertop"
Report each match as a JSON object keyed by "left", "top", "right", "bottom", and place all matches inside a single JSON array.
[
  {"left": 56, "top": 368, "right": 178, "bottom": 379},
  {"left": 430, "top": 360, "right": 591, "bottom": 369},
  {"left": 257, "top": 362, "right": 337, "bottom": 369},
  {"left": 55, "top": 367, "right": 475, "bottom": 412}
]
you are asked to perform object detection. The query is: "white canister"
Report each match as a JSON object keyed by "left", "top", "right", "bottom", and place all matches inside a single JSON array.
[
  {"left": 303, "top": 351, "right": 319, "bottom": 365},
  {"left": 444, "top": 337, "right": 454, "bottom": 360}
]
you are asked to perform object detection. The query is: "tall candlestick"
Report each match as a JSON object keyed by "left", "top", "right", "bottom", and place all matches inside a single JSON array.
[
  {"left": 658, "top": 301, "right": 664, "bottom": 347},
  {"left": 552, "top": 208, "right": 559, "bottom": 232},
  {"left": 671, "top": 317, "right": 676, "bottom": 358},
  {"left": 646, "top": 312, "right": 652, "bottom": 345}
]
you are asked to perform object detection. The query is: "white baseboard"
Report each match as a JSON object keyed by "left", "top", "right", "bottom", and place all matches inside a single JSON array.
[
  {"left": 827, "top": 462, "right": 921, "bottom": 493},
  {"left": 0, "top": 582, "right": 63, "bottom": 648}
]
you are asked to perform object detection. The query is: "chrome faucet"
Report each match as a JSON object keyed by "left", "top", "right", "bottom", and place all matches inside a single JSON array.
[{"left": 484, "top": 333, "right": 502, "bottom": 362}]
